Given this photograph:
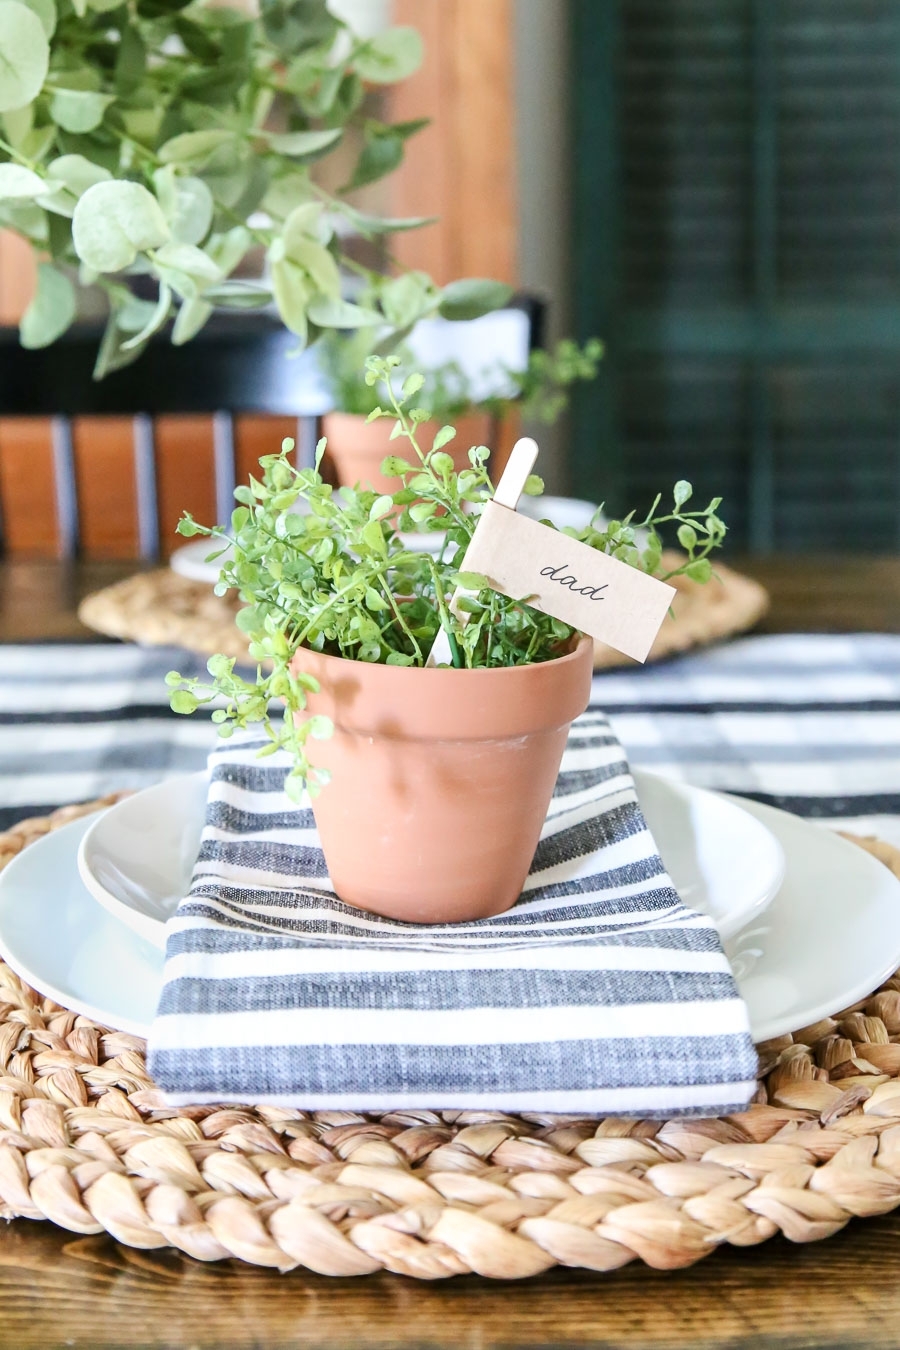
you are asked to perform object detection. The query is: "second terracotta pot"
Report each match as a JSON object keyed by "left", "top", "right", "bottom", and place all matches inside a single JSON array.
[
  {"left": 322, "top": 411, "right": 490, "bottom": 494},
  {"left": 293, "top": 638, "right": 594, "bottom": 924}
]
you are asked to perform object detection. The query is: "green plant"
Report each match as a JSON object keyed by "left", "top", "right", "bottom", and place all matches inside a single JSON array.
[
  {"left": 317, "top": 327, "right": 604, "bottom": 423},
  {"left": 168, "top": 355, "right": 727, "bottom": 800},
  {"left": 0, "top": 0, "right": 510, "bottom": 375}
]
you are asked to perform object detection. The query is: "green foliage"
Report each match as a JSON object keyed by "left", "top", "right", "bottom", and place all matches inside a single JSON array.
[
  {"left": 0, "top": 0, "right": 510, "bottom": 375},
  {"left": 316, "top": 328, "right": 604, "bottom": 426},
  {"left": 169, "top": 357, "right": 727, "bottom": 797}
]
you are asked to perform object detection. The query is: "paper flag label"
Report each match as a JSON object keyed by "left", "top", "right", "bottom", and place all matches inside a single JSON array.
[{"left": 460, "top": 501, "right": 676, "bottom": 663}]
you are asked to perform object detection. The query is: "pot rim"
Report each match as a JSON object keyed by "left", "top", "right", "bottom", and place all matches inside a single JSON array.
[{"left": 293, "top": 635, "right": 595, "bottom": 740}]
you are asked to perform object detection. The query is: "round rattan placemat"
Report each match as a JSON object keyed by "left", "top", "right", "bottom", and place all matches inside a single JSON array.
[
  {"left": 0, "top": 803, "right": 899, "bottom": 1276},
  {"left": 78, "top": 555, "right": 769, "bottom": 671}
]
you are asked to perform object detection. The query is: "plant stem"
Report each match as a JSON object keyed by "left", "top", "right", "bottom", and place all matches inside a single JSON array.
[
  {"left": 377, "top": 569, "right": 423, "bottom": 664},
  {"left": 427, "top": 559, "right": 463, "bottom": 668}
]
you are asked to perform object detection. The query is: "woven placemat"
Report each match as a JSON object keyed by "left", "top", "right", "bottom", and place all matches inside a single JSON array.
[
  {"left": 0, "top": 803, "right": 899, "bottom": 1275},
  {"left": 78, "top": 555, "right": 769, "bottom": 670}
]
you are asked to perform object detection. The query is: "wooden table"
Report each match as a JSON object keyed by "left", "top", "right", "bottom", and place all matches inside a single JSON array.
[{"left": 2, "top": 555, "right": 900, "bottom": 1350}]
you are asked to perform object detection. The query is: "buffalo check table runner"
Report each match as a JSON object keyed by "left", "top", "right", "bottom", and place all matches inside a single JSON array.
[{"left": 4, "top": 632, "right": 900, "bottom": 1112}]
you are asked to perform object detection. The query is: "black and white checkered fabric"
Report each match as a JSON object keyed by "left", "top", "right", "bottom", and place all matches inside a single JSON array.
[{"left": 4, "top": 633, "right": 898, "bottom": 839}]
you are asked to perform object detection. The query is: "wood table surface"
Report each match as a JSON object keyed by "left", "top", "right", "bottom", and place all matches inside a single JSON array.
[{"left": 1, "top": 553, "right": 900, "bottom": 1350}]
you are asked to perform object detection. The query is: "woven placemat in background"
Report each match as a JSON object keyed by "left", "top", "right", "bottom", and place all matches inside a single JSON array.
[
  {"left": 78, "top": 555, "right": 769, "bottom": 670},
  {"left": 0, "top": 802, "right": 899, "bottom": 1276}
]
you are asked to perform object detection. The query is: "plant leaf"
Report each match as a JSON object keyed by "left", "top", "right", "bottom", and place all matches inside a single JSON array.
[
  {"left": 335, "top": 201, "right": 436, "bottom": 237},
  {"left": 353, "top": 26, "right": 423, "bottom": 84},
  {"left": 19, "top": 261, "right": 75, "bottom": 347},
  {"left": 46, "top": 154, "right": 111, "bottom": 198},
  {"left": 202, "top": 280, "right": 272, "bottom": 309},
  {"left": 50, "top": 87, "right": 113, "bottom": 133},
  {"left": 438, "top": 278, "right": 514, "bottom": 321},
  {"left": 455, "top": 571, "right": 489, "bottom": 591},
  {"left": 93, "top": 309, "right": 148, "bottom": 379},
  {"left": 158, "top": 129, "right": 236, "bottom": 165},
  {"left": 153, "top": 240, "right": 221, "bottom": 282},
  {"left": 289, "top": 237, "right": 340, "bottom": 296},
  {"left": 261, "top": 0, "right": 339, "bottom": 56},
  {"left": 0, "top": 1, "right": 48, "bottom": 113},
  {"left": 381, "top": 272, "right": 433, "bottom": 328},
  {"left": 0, "top": 163, "right": 45, "bottom": 199},
  {"left": 121, "top": 281, "right": 171, "bottom": 350},
  {"left": 169, "top": 175, "right": 213, "bottom": 245},
  {"left": 72, "top": 180, "right": 170, "bottom": 272},
  {"left": 264, "top": 127, "right": 342, "bottom": 158},
  {"left": 172, "top": 296, "right": 213, "bottom": 344},
  {"left": 432, "top": 424, "right": 456, "bottom": 451},
  {"left": 18, "top": 0, "right": 54, "bottom": 37},
  {"left": 343, "top": 129, "right": 403, "bottom": 192},
  {"left": 270, "top": 256, "right": 311, "bottom": 340},
  {"left": 306, "top": 296, "right": 382, "bottom": 328}
]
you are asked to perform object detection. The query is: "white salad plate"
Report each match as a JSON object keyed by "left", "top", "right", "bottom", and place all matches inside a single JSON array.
[
  {"left": 76, "top": 771, "right": 785, "bottom": 952},
  {"left": 3, "top": 775, "right": 899, "bottom": 1042}
]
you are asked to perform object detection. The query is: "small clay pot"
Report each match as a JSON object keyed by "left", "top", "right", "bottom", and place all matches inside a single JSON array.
[
  {"left": 293, "top": 637, "right": 594, "bottom": 924},
  {"left": 322, "top": 411, "right": 490, "bottom": 494}
]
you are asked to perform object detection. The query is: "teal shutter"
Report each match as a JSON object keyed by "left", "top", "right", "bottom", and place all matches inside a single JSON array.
[{"left": 570, "top": 0, "right": 900, "bottom": 552}]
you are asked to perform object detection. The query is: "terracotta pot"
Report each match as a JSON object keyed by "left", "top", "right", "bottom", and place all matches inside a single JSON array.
[
  {"left": 293, "top": 637, "right": 594, "bottom": 924},
  {"left": 322, "top": 411, "right": 490, "bottom": 494}
]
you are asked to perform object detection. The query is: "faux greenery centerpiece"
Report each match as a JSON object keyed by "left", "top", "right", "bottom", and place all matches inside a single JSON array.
[
  {"left": 168, "top": 355, "right": 727, "bottom": 803},
  {"left": 0, "top": 0, "right": 508, "bottom": 375}
]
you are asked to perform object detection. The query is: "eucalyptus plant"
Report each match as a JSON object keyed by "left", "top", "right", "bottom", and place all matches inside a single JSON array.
[
  {"left": 0, "top": 0, "right": 509, "bottom": 375},
  {"left": 168, "top": 355, "right": 728, "bottom": 800}
]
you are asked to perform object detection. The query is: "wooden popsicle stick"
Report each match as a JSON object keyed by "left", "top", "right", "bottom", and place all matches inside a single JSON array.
[
  {"left": 425, "top": 438, "right": 540, "bottom": 668},
  {"left": 490, "top": 437, "right": 539, "bottom": 509}
]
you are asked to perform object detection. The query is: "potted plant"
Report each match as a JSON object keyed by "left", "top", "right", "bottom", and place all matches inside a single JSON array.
[
  {"left": 0, "top": 0, "right": 509, "bottom": 374},
  {"left": 168, "top": 355, "right": 727, "bottom": 925},
  {"left": 315, "top": 327, "right": 604, "bottom": 492}
]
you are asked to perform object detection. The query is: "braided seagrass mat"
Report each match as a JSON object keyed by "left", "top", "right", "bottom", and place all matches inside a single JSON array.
[
  {"left": 77, "top": 554, "right": 769, "bottom": 671},
  {"left": 0, "top": 803, "right": 899, "bottom": 1277}
]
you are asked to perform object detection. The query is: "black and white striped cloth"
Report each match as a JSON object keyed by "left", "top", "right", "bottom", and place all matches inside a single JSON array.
[
  {"left": 3, "top": 631, "right": 900, "bottom": 1112},
  {"left": 145, "top": 726, "right": 758, "bottom": 1115}
]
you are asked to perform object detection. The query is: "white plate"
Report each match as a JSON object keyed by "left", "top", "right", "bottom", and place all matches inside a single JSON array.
[
  {"left": 0, "top": 814, "right": 163, "bottom": 1035},
  {"left": 169, "top": 539, "right": 225, "bottom": 584},
  {"left": 4, "top": 783, "right": 900, "bottom": 1040},
  {"left": 77, "top": 771, "right": 785, "bottom": 950}
]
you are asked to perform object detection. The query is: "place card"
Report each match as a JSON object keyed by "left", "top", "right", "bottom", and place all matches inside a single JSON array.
[
  {"left": 461, "top": 499, "right": 675, "bottom": 662},
  {"left": 425, "top": 438, "right": 675, "bottom": 666}
]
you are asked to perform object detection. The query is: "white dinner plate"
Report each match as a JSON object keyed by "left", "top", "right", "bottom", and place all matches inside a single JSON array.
[
  {"left": 3, "top": 782, "right": 900, "bottom": 1040},
  {"left": 2, "top": 778, "right": 898, "bottom": 1040},
  {"left": 77, "top": 771, "right": 785, "bottom": 950},
  {"left": 0, "top": 813, "right": 163, "bottom": 1035}
]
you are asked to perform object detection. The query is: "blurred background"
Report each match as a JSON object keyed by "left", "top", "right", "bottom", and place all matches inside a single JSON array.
[{"left": 1, "top": 0, "right": 896, "bottom": 558}]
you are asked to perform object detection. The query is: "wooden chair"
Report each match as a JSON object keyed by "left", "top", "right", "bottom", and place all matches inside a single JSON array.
[{"left": 0, "top": 300, "right": 542, "bottom": 561}]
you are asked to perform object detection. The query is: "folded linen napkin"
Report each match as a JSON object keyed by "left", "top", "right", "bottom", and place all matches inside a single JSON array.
[{"left": 147, "top": 714, "right": 758, "bottom": 1116}]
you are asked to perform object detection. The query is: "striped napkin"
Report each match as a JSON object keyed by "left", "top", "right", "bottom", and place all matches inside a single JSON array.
[{"left": 147, "top": 716, "right": 758, "bottom": 1116}]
